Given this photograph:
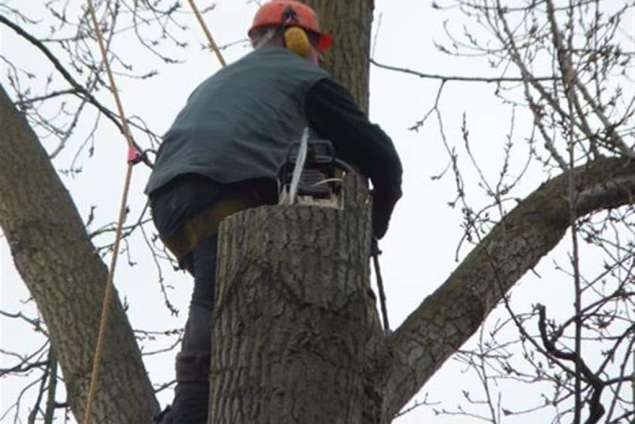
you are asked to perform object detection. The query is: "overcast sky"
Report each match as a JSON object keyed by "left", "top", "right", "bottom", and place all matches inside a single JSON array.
[{"left": 1, "top": 1, "right": 633, "bottom": 423}]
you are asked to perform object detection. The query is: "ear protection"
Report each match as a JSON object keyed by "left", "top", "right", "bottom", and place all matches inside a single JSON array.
[
  {"left": 284, "top": 27, "right": 311, "bottom": 57},
  {"left": 282, "top": 7, "right": 312, "bottom": 58}
]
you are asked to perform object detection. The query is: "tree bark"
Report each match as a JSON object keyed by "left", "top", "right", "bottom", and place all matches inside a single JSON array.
[
  {"left": 210, "top": 176, "right": 385, "bottom": 423},
  {"left": 304, "top": 0, "right": 374, "bottom": 113},
  {"left": 0, "top": 84, "right": 159, "bottom": 422}
]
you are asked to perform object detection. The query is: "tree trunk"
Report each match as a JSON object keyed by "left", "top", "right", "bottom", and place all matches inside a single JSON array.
[
  {"left": 210, "top": 176, "right": 385, "bottom": 423},
  {"left": 304, "top": 0, "right": 374, "bottom": 112},
  {"left": 0, "top": 84, "right": 160, "bottom": 422}
]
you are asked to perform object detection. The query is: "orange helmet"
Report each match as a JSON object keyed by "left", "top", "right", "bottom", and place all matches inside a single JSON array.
[{"left": 248, "top": 0, "right": 333, "bottom": 52}]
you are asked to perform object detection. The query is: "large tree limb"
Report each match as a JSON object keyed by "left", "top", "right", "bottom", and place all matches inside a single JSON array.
[
  {"left": 381, "top": 156, "right": 635, "bottom": 419},
  {"left": 0, "top": 83, "right": 159, "bottom": 422}
]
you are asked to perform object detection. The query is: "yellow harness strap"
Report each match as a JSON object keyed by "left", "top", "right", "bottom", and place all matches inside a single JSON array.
[{"left": 163, "top": 191, "right": 262, "bottom": 261}]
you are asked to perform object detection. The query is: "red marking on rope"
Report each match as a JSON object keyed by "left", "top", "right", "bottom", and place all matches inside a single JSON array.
[{"left": 127, "top": 147, "right": 142, "bottom": 164}]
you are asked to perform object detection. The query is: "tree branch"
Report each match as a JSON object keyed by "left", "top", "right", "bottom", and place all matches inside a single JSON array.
[
  {"left": 370, "top": 58, "right": 557, "bottom": 83},
  {"left": 381, "top": 156, "right": 635, "bottom": 419},
  {"left": 0, "top": 83, "right": 159, "bottom": 422},
  {"left": 0, "top": 15, "right": 122, "bottom": 130},
  {"left": 0, "top": 15, "right": 154, "bottom": 167}
]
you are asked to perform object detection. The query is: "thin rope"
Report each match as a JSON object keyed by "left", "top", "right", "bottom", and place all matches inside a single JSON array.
[
  {"left": 82, "top": 1, "right": 226, "bottom": 421},
  {"left": 187, "top": 0, "right": 227, "bottom": 66},
  {"left": 82, "top": 0, "right": 141, "bottom": 422}
]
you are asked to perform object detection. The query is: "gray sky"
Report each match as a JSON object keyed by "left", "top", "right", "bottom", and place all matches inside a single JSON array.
[{"left": 1, "top": 1, "right": 633, "bottom": 423}]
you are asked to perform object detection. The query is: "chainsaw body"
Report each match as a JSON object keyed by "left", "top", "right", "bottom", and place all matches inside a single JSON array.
[{"left": 278, "top": 139, "right": 351, "bottom": 209}]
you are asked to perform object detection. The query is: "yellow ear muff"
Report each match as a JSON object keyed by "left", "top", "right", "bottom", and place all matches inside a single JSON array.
[{"left": 284, "top": 27, "right": 311, "bottom": 57}]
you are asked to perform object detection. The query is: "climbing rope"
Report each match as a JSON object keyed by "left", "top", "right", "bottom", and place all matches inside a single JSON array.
[
  {"left": 187, "top": 0, "right": 227, "bottom": 66},
  {"left": 81, "top": 2, "right": 225, "bottom": 422},
  {"left": 82, "top": 0, "right": 142, "bottom": 422}
]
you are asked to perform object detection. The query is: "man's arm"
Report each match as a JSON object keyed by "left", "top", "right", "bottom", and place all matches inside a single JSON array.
[{"left": 305, "top": 78, "right": 403, "bottom": 239}]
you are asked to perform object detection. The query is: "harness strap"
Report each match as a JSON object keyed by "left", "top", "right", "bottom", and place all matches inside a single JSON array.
[{"left": 162, "top": 191, "right": 263, "bottom": 262}]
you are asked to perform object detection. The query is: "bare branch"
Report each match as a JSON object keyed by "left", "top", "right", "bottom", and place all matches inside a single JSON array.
[{"left": 381, "top": 156, "right": 635, "bottom": 419}]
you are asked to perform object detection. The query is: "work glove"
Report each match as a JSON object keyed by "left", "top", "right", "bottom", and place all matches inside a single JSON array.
[{"left": 371, "top": 188, "right": 400, "bottom": 240}]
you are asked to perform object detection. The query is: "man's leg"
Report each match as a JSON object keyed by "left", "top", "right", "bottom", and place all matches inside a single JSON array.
[
  {"left": 149, "top": 176, "right": 277, "bottom": 423},
  {"left": 170, "top": 234, "right": 218, "bottom": 424}
]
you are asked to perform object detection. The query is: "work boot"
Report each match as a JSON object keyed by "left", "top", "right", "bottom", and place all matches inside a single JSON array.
[{"left": 169, "top": 352, "right": 211, "bottom": 424}]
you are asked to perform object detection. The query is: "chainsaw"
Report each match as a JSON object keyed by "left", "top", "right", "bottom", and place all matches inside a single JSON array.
[{"left": 278, "top": 128, "right": 352, "bottom": 209}]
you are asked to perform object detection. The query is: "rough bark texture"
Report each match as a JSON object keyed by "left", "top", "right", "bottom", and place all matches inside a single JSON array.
[
  {"left": 381, "top": 156, "right": 635, "bottom": 420},
  {"left": 210, "top": 176, "right": 385, "bottom": 423},
  {"left": 304, "top": 0, "right": 374, "bottom": 113},
  {"left": 0, "top": 84, "right": 159, "bottom": 422}
]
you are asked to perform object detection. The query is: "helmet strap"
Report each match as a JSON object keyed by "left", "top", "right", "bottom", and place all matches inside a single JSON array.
[{"left": 253, "top": 27, "right": 277, "bottom": 49}]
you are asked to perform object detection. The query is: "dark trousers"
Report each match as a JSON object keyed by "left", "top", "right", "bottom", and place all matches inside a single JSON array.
[
  {"left": 151, "top": 175, "right": 223, "bottom": 424},
  {"left": 170, "top": 234, "right": 218, "bottom": 424},
  {"left": 150, "top": 174, "right": 275, "bottom": 424}
]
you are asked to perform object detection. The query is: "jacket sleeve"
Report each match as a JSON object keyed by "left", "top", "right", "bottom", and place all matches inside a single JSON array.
[{"left": 305, "top": 78, "right": 403, "bottom": 239}]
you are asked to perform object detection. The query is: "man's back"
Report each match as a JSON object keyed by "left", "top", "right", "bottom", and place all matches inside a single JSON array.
[{"left": 146, "top": 47, "right": 329, "bottom": 195}]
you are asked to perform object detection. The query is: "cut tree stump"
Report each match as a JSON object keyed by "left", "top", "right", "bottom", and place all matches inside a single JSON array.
[{"left": 209, "top": 175, "right": 386, "bottom": 424}]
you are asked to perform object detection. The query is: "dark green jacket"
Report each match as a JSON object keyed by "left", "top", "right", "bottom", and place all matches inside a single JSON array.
[{"left": 146, "top": 47, "right": 329, "bottom": 195}]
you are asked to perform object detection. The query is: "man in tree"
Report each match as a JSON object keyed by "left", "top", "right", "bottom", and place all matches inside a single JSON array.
[{"left": 146, "top": 1, "right": 402, "bottom": 422}]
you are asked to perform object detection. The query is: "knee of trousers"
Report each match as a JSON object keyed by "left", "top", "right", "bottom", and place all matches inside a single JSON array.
[{"left": 175, "top": 351, "right": 211, "bottom": 383}]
